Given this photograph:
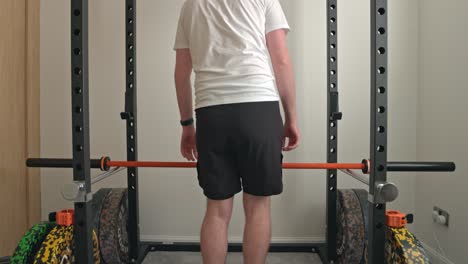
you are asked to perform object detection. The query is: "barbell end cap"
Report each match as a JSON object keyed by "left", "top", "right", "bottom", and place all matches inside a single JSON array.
[
  {"left": 449, "top": 162, "right": 456, "bottom": 171},
  {"left": 376, "top": 182, "right": 399, "bottom": 203},
  {"left": 61, "top": 182, "right": 83, "bottom": 201}
]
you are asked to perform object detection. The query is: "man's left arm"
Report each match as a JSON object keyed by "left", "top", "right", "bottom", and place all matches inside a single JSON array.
[{"left": 175, "top": 48, "right": 193, "bottom": 121}]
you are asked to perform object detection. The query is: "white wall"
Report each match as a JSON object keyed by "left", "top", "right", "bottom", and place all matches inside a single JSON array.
[
  {"left": 415, "top": 0, "right": 468, "bottom": 263},
  {"left": 40, "top": 0, "right": 128, "bottom": 219},
  {"left": 40, "top": 0, "right": 418, "bottom": 243}
]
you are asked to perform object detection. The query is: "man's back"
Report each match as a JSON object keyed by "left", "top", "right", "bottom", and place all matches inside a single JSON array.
[
  {"left": 174, "top": 0, "right": 289, "bottom": 109},
  {"left": 173, "top": 1, "right": 298, "bottom": 263}
]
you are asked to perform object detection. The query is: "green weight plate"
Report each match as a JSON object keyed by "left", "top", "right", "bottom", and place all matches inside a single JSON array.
[
  {"left": 353, "top": 189, "right": 369, "bottom": 264},
  {"left": 386, "top": 227, "right": 430, "bottom": 264},
  {"left": 336, "top": 189, "right": 365, "bottom": 264},
  {"left": 11, "top": 223, "right": 55, "bottom": 264},
  {"left": 99, "top": 188, "right": 128, "bottom": 264}
]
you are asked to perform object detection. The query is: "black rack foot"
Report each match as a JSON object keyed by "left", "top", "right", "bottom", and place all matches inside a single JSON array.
[{"left": 136, "top": 244, "right": 151, "bottom": 264}]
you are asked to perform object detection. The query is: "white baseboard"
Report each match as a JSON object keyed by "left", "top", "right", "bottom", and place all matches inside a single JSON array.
[
  {"left": 140, "top": 235, "right": 325, "bottom": 244},
  {"left": 420, "top": 241, "right": 454, "bottom": 264}
]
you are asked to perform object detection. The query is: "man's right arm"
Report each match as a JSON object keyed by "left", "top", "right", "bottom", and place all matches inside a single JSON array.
[
  {"left": 267, "top": 29, "right": 299, "bottom": 151},
  {"left": 266, "top": 29, "right": 299, "bottom": 151},
  {"left": 267, "top": 29, "right": 297, "bottom": 124}
]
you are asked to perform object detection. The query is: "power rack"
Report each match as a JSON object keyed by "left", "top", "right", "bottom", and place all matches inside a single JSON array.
[
  {"left": 26, "top": 0, "right": 455, "bottom": 263},
  {"left": 326, "top": 0, "right": 340, "bottom": 261},
  {"left": 368, "top": 0, "right": 389, "bottom": 262},
  {"left": 123, "top": 0, "right": 141, "bottom": 261},
  {"left": 70, "top": 1, "right": 94, "bottom": 263}
]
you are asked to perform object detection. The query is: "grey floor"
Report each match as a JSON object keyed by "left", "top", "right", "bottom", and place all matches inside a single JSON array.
[{"left": 142, "top": 252, "right": 322, "bottom": 264}]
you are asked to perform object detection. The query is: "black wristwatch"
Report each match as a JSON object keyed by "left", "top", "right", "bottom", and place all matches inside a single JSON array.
[{"left": 180, "top": 118, "right": 194, "bottom": 127}]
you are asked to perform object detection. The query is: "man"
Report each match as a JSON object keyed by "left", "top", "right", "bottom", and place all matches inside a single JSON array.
[{"left": 173, "top": 0, "right": 299, "bottom": 263}]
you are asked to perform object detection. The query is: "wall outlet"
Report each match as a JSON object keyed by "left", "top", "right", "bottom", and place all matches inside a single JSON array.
[{"left": 433, "top": 206, "right": 450, "bottom": 227}]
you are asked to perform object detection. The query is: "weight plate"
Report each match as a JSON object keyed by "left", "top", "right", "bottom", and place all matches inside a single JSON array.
[
  {"left": 34, "top": 225, "right": 71, "bottom": 264},
  {"left": 353, "top": 189, "right": 369, "bottom": 264},
  {"left": 34, "top": 225, "right": 99, "bottom": 264},
  {"left": 386, "top": 227, "right": 430, "bottom": 264},
  {"left": 58, "top": 226, "right": 100, "bottom": 264},
  {"left": 11, "top": 223, "right": 55, "bottom": 264},
  {"left": 336, "top": 189, "right": 365, "bottom": 264},
  {"left": 92, "top": 188, "right": 112, "bottom": 235},
  {"left": 99, "top": 188, "right": 128, "bottom": 264},
  {"left": 117, "top": 191, "right": 129, "bottom": 263},
  {"left": 55, "top": 226, "right": 74, "bottom": 264}
]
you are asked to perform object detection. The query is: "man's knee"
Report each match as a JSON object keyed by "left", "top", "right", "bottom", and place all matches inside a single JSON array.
[
  {"left": 243, "top": 192, "right": 271, "bottom": 218},
  {"left": 206, "top": 198, "right": 234, "bottom": 222}
]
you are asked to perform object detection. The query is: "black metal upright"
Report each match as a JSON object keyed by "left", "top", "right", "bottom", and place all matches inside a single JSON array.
[
  {"left": 368, "top": 0, "right": 388, "bottom": 263},
  {"left": 71, "top": 0, "right": 94, "bottom": 263},
  {"left": 326, "top": 0, "right": 340, "bottom": 262},
  {"left": 123, "top": 0, "right": 141, "bottom": 262}
]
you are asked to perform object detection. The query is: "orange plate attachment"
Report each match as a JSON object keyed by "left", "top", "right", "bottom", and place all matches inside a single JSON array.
[
  {"left": 56, "top": 209, "right": 75, "bottom": 227},
  {"left": 386, "top": 210, "right": 407, "bottom": 228}
]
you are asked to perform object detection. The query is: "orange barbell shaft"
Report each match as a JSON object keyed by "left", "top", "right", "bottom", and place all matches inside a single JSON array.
[
  {"left": 106, "top": 160, "right": 365, "bottom": 170},
  {"left": 25, "top": 157, "right": 455, "bottom": 173}
]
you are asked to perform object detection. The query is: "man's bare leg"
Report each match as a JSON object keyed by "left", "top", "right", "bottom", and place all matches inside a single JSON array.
[
  {"left": 242, "top": 193, "right": 272, "bottom": 264},
  {"left": 200, "top": 197, "right": 234, "bottom": 264}
]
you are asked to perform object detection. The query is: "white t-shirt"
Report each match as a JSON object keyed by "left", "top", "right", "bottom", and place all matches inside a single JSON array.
[{"left": 174, "top": 0, "right": 290, "bottom": 109}]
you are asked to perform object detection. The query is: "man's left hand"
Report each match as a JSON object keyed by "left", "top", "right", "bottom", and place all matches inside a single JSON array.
[{"left": 181, "top": 126, "right": 198, "bottom": 161}]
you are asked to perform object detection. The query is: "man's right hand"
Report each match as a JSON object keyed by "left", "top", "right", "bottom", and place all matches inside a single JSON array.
[{"left": 282, "top": 120, "right": 300, "bottom": 151}]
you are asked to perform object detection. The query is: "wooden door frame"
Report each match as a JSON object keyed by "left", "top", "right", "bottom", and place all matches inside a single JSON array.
[{"left": 25, "top": 0, "right": 41, "bottom": 227}]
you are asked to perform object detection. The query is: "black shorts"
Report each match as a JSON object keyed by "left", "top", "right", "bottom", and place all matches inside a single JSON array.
[{"left": 195, "top": 101, "right": 284, "bottom": 200}]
